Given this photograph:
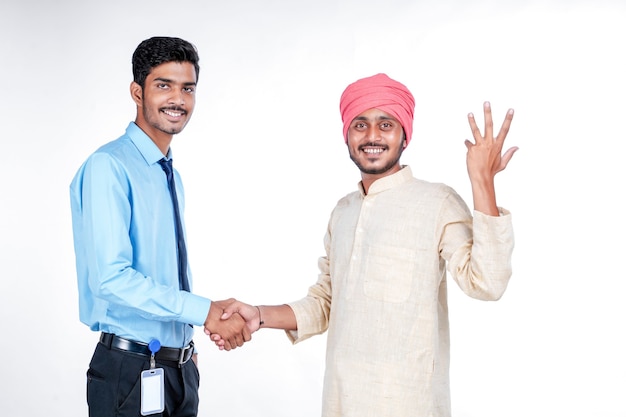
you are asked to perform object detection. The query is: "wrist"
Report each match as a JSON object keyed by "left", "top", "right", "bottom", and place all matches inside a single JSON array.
[{"left": 255, "top": 305, "right": 264, "bottom": 328}]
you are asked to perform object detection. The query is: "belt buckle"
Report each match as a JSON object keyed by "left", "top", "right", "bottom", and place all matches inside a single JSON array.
[{"left": 178, "top": 344, "right": 193, "bottom": 367}]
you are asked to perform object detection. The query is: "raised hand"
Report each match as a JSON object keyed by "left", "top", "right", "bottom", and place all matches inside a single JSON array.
[
  {"left": 465, "top": 101, "right": 518, "bottom": 215},
  {"left": 203, "top": 298, "right": 251, "bottom": 350}
]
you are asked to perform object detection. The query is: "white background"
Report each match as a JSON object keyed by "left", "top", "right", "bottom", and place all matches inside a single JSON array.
[{"left": 1, "top": 0, "right": 625, "bottom": 416}]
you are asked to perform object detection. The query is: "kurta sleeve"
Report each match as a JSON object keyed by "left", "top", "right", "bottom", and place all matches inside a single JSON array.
[
  {"left": 440, "top": 191, "right": 514, "bottom": 301},
  {"left": 285, "top": 226, "right": 334, "bottom": 344}
]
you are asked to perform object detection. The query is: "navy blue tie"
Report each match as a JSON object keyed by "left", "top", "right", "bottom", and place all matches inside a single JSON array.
[{"left": 158, "top": 158, "right": 190, "bottom": 292}]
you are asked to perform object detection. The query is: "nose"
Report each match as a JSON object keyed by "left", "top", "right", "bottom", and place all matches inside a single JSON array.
[
  {"left": 366, "top": 126, "right": 382, "bottom": 142},
  {"left": 168, "top": 89, "right": 185, "bottom": 106}
]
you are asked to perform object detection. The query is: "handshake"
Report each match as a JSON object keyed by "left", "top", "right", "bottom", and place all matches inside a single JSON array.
[{"left": 202, "top": 298, "right": 261, "bottom": 351}]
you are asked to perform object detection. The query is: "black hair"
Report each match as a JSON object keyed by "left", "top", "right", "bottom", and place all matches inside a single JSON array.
[{"left": 132, "top": 36, "right": 200, "bottom": 88}]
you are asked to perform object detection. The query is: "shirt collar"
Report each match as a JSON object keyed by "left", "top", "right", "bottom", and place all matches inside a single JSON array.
[
  {"left": 358, "top": 165, "right": 413, "bottom": 197},
  {"left": 125, "top": 122, "right": 172, "bottom": 165}
]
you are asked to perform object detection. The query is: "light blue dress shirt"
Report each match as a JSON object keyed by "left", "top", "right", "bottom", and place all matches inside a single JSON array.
[{"left": 70, "top": 122, "right": 211, "bottom": 348}]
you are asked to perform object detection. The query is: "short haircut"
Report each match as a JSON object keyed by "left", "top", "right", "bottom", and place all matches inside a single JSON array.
[{"left": 132, "top": 36, "right": 200, "bottom": 88}]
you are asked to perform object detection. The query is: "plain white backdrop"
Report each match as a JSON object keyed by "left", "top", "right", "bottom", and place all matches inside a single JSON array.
[{"left": 1, "top": 0, "right": 625, "bottom": 416}]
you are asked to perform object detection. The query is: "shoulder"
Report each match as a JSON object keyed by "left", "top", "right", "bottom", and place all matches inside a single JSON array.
[
  {"left": 94, "top": 134, "right": 135, "bottom": 159},
  {"left": 336, "top": 190, "right": 360, "bottom": 205},
  {"left": 89, "top": 134, "right": 143, "bottom": 166},
  {"left": 403, "top": 177, "right": 460, "bottom": 201},
  {"left": 72, "top": 135, "right": 139, "bottom": 182},
  {"left": 399, "top": 178, "right": 472, "bottom": 221}
]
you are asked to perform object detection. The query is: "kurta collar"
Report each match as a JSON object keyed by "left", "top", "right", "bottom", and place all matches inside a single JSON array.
[
  {"left": 358, "top": 165, "right": 413, "bottom": 197},
  {"left": 125, "top": 122, "right": 172, "bottom": 166}
]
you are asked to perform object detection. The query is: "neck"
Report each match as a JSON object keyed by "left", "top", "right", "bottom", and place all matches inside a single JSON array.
[
  {"left": 134, "top": 119, "right": 173, "bottom": 156},
  {"left": 360, "top": 176, "right": 375, "bottom": 195},
  {"left": 360, "top": 164, "right": 402, "bottom": 194}
]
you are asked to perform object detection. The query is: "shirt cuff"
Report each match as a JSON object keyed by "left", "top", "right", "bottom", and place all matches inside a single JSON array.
[{"left": 179, "top": 292, "right": 212, "bottom": 326}]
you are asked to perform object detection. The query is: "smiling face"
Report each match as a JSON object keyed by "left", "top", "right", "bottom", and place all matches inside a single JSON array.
[
  {"left": 347, "top": 108, "right": 406, "bottom": 189},
  {"left": 131, "top": 61, "right": 197, "bottom": 153}
]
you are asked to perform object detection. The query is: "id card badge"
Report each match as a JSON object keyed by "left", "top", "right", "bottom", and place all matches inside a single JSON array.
[{"left": 140, "top": 367, "right": 164, "bottom": 415}]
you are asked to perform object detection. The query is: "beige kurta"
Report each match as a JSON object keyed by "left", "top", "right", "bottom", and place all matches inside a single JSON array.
[{"left": 287, "top": 166, "right": 513, "bottom": 417}]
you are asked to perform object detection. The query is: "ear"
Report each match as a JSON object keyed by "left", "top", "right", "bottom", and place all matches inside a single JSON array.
[{"left": 130, "top": 81, "right": 143, "bottom": 106}]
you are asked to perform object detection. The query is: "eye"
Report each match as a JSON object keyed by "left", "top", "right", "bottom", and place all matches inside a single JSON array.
[
  {"left": 380, "top": 122, "right": 393, "bottom": 130},
  {"left": 183, "top": 87, "right": 195, "bottom": 94},
  {"left": 157, "top": 83, "right": 169, "bottom": 90},
  {"left": 353, "top": 122, "right": 366, "bottom": 130}
]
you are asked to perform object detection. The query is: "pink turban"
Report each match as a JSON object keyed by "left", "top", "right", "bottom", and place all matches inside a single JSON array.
[{"left": 339, "top": 73, "right": 415, "bottom": 145}]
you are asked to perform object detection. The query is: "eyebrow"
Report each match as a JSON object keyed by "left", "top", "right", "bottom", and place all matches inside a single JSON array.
[
  {"left": 353, "top": 115, "right": 397, "bottom": 122},
  {"left": 153, "top": 77, "right": 197, "bottom": 86}
]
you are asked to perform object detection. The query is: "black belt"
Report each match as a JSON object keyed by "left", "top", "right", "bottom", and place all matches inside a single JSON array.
[{"left": 99, "top": 333, "right": 194, "bottom": 367}]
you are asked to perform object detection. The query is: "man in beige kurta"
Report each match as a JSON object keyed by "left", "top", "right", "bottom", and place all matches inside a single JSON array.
[
  {"left": 212, "top": 73, "right": 517, "bottom": 417},
  {"left": 286, "top": 165, "right": 513, "bottom": 416}
]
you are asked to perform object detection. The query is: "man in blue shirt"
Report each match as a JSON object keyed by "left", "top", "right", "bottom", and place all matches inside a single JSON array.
[{"left": 70, "top": 36, "right": 249, "bottom": 417}]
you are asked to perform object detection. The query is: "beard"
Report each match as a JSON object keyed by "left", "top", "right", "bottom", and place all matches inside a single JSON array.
[
  {"left": 349, "top": 143, "right": 404, "bottom": 175},
  {"left": 142, "top": 105, "right": 188, "bottom": 135}
]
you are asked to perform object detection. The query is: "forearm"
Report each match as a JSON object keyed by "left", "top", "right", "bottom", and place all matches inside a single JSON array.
[
  {"left": 449, "top": 210, "right": 514, "bottom": 300},
  {"left": 257, "top": 304, "right": 297, "bottom": 331},
  {"left": 470, "top": 177, "right": 499, "bottom": 216}
]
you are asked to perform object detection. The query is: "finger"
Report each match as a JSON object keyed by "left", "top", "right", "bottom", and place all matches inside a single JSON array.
[
  {"left": 228, "top": 338, "right": 238, "bottom": 349},
  {"left": 467, "top": 112, "right": 481, "bottom": 143},
  {"left": 499, "top": 146, "right": 519, "bottom": 170},
  {"left": 234, "top": 333, "right": 244, "bottom": 347},
  {"left": 464, "top": 139, "right": 473, "bottom": 151},
  {"left": 483, "top": 101, "right": 493, "bottom": 140},
  {"left": 496, "top": 108, "right": 515, "bottom": 143}
]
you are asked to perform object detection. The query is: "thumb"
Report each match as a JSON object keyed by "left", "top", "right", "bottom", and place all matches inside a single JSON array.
[
  {"left": 498, "top": 146, "right": 519, "bottom": 171},
  {"left": 220, "top": 302, "right": 239, "bottom": 320}
]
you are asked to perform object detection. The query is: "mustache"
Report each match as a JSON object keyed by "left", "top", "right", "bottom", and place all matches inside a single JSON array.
[
  {"left": 358, "top": 142, "right": 388, "bottom": 150},
  {"left": 160, "top": 106, "right": 187, "bottom": 113}
]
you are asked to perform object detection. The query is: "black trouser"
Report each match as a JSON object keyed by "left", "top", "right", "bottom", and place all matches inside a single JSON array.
[{"left": 86, "top": 341, "right": 200, "bottom": 417}]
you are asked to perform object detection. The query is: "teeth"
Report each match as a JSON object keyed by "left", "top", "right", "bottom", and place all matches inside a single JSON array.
[
  {"left": 363, "top": 148, "right": 383, "bottom": 154},
  {"left": 163, "top": 110, "right": 183, "bottom": 117}
]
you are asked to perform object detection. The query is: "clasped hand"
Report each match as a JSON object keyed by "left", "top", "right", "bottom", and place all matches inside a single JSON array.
[{"left": 203, "top": 298, "right": 259, "bottom": 351}]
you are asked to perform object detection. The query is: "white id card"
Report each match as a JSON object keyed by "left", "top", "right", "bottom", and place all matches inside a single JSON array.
[{"left": 140, "top": 368, "right": 164, "bottom": 415}]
